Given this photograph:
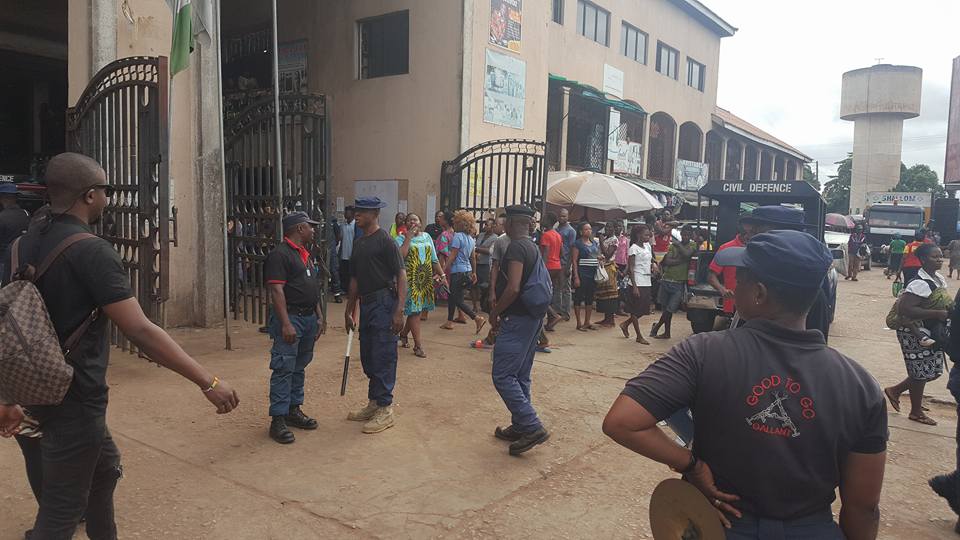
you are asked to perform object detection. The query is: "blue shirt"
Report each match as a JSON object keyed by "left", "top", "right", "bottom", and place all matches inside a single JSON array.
[
  {"left": 558, "top": 223, "right": 576, "bottom": 265},
  {"left": 450, "top": 232, "right": 475, "bottom": 273}
]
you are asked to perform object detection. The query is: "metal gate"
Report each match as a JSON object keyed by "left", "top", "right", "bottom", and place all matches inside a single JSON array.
[
  {"left": 66, "top": 56, "right": 170, "bottom": 345},
  {"left": 223, "top": 93, "right": 329, "bottom": 324},
  {"left": 440, "top": 139, "right": 548, "bottom": 216}
]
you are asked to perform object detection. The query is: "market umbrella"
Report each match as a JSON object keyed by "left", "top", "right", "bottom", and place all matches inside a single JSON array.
[
  {"left": 546, "top": 171, "right": 662, "bottom": 221},
  {"left": 825, "top": 213, "right": 855, "bottom": 229}
]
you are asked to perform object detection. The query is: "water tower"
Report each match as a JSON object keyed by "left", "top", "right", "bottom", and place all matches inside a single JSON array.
[{"left": 840, "top": 64, "right": 923, "bottom": 214}]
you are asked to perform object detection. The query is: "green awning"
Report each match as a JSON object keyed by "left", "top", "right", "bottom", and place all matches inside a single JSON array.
[
  {"left": 617, "top": 175, "right": 682, "bottom": 196},
  {"left": 550, "top": 74, "right": 646, "bottom": 115}
]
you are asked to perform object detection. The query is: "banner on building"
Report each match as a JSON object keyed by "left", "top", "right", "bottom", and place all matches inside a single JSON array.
[
  {"left": 946, "top": 55, "right": 960, "bottom": 183},
  {"left": 613, "top": 142, "right": 643, "bottom": 175},
  {"left": 607, "top": 110, "right": 621, "bottom": 160},
  {"left": 866, "top": 191, "right": 933, "bottom": 208},
  {"left": 674, "top": 159, "right": 709, "bottom": 192},
  {"left": 278, "top": 40, "right": 308, "bottom": 93},
  {"left": 602, "top": 64, "right": 624, "bottom": 98},
  {"left": 489, "top": 0, "right": 522, "bottom": 52},
  {"left": 483, "top": 49, "right": 526, "bottom": 129}
]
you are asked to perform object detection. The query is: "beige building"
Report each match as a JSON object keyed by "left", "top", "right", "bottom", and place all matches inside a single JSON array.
[{"left": 0, "top": 0, "right": 810, "bottom": 329}]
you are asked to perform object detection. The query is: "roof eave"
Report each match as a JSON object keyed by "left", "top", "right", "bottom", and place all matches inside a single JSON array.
[
  {"left": 670, "top": 0, "right": 737, "bottom": 38},
  {"left": 712, "top": 116, "right": 812, "bottom": 162}
]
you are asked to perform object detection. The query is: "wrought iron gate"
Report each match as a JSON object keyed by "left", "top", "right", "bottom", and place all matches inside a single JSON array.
[
  {"left": 440, "top": 139, "right": 548, "bottom": 216},
  {"left": 223, "top": 93, "right": 329, "bottom": 324},
  {"left": 66, "top": 56, "right": 170, "bottom": 346}
]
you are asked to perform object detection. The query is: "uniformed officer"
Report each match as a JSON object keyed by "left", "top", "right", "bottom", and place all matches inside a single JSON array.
[
  {"left": 604, "top": 230, "right": 887, "bottom": 538},
  {"left": 0, "top": 182, "right": 30, "bottom": 284},
  {"left": 264, "top": 211, "right": 327, "bottom": 444},
  {"left": 344, "top": 197, "right": 407, "bottom": 434}
]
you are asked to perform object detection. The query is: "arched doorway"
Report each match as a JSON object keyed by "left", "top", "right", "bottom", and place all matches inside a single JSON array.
[
  {"left": 787, "top": 160, "right": 798, "bottom": 181},
  {"left": 744, "top": 146, "right": 759, "bottom": 181},
  {"left": 678, "top": 122, "right": 703, "bottom": 162},
  {"left": 774, "top": 155, "right": 785, "bottom": 180},
  {"left": 647, "top": 112, "right": 676, "bottom": 183},
  {"left": 759, "top": 151, "right": 773, "bottom": 180},
  {"left": 705, "top": 131, "right": 723, "bottom": 181},
  {"left": 725, "top": 139, "right": 743, "bottom": 180}
]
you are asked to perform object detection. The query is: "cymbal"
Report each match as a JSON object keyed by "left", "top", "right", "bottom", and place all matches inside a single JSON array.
[{"left": 649, "top": 478, "right": 725, "bottom": 540}]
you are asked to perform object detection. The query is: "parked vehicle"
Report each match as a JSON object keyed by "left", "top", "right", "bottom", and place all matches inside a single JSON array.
[
  {"left": 863, "top": 204, "right": 925, "bottom": 264},
  {"left": 684, "top": 179, "right": 841, "bottom": 334}
]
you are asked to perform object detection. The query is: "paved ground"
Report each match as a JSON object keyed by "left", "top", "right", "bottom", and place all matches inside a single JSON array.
[{"left": 2, "top": 268, "right": 960, "bottom": 539}]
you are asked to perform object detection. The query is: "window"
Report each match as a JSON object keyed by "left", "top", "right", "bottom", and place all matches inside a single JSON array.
[
  {"left": 656, "top": 41, "right": 679, "bottom": 79},
  {"left": 620, "top": 22, "right": 647, "bottom": 64},
  {"left": 552, "top": 0, "right": 564, "bottom": 24},
  {"left": 576, "top": 0, "right": 610, "bottom": 46},
  {"left": 687, "top": 58, "right": 705, "bottom": 91},
  {"left": 358, "top": 11, "right": 409, "bottom": 79}
]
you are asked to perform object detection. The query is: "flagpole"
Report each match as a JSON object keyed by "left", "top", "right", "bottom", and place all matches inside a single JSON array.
[
  {"left": 271, "top": 0, "right": 284, "bottom": 234},
  {"left": 213, "top": 0, "right": 232, "bottom": 350}
]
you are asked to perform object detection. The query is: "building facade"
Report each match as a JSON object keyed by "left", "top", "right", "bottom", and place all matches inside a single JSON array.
[{"left": 0, "top": 0, "right": 811, "bottom": 328}]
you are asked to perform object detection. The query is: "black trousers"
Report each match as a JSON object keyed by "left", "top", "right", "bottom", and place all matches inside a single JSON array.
[
  {"left": 20, "top": 410, "right": 122, "bottom": 540},
  {"left": 448, "top": 272, "right": 477, "bottom": 321},
  {"left": 339, "top": 259, "right": 351, "bottom": 287}
]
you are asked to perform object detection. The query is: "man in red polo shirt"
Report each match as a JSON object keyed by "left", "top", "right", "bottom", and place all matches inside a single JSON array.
[{"left": 707, "top": 219, "right": 761, "bottom": 315}]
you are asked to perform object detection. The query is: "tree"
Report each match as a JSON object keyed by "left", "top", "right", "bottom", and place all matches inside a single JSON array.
[
  {"left": 823, "top": 154, "right": 852, "bottom": 214},
  {"left": 803, "top": 163, "right": 820, "bottom": 191},
  {"left": 893, "top": 163, "right": 945, "bottom": 198}
]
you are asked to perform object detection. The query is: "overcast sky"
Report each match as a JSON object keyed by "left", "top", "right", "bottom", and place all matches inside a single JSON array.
[{"left": 708, "top": 0, "right": 959, "bottom": 181}]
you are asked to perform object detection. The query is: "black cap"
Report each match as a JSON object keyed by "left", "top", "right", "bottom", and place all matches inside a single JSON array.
[
  {"left": 712, "top": 230, "right": 832, "bottom": 289},
  {"left": 354, "top": 196, "right": 388, "bottom": 209},
  {"left": 505, "top": 204, "right": 535, "bottom": 217},
  {"left": 282, "top": 211, "right": 319, "bottom": 231},
  {"left": 740, "top": 205, "right": 810, "bottom": 230}
]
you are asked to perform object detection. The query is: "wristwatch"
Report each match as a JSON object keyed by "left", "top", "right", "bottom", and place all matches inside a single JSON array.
[{"left": 671, "top": 453, "right": 698, "bottom": 475}]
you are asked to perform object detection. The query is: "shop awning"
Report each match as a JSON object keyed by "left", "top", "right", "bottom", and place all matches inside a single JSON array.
[
  {"left": 616, "top": 175, "right": 681, "bottom": 196},
  {"left": 549, "top": 74, "right": 646, "bottom": 115}
]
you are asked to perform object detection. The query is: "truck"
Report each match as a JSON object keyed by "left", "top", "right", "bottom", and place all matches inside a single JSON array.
[
  {"left": 684, "top": 179, "right": 841, "bottom": 334},
  {"left": 863, "top": 203, "right": 925, "bottom": 265}
]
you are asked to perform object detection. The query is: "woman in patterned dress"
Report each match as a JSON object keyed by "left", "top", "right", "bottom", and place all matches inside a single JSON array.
[
  {"left": 397, "top": 213, "right": 445, "bottom": 357},
  {"left": 884, "top": 243, "right": 953, "bottom": 425}
]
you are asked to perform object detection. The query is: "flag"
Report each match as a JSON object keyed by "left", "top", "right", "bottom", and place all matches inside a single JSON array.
[{"left": 167, "top": 0, "right": 212, "bottom": 76}]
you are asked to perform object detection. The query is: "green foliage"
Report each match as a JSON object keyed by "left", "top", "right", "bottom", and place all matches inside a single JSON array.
[
  {"left": 823, "top": 155, "right": 851, "bottom": 214},
  {"left": 893, "top": 163, "right": 944, "bottom": 198},
  {"left": 803, "top": 163, "right": 820, "bottom": 191}
]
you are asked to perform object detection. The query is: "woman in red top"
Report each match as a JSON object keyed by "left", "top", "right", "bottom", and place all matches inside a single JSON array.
[
  {"left": 901, "top": 232, "right": 927, "bottom": 283},
  {"left": 540, "top": 213, "right": 564, "bottom": 330}
]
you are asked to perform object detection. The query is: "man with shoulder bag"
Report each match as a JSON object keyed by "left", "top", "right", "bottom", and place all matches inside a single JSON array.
[{"left": 0, "top": 153, "right": 239, "bottom": 540}]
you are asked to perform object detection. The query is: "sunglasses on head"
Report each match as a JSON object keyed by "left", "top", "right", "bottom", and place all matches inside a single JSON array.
[{"left": 88, "top": 184, "right": 116, "bottom": 198}]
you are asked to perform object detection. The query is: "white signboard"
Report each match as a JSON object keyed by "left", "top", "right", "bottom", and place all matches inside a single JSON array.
[
  {"left": 603, "top": 64, "right": 624, "bottom": 97},
  {"left": 607, "top": 110, "right": 621, "bottom": 160},
  {"left": 483, "top": 49, "right": 526, "bottom": 129},
  {"left": 613, "top": 142, "right": 643, "bottom": 175},
  {"left": 674, "top": 159, "right": 709, "bottom": 192},
  {"left": 866, "top": 191, "right": 933, "bottom": 209}
]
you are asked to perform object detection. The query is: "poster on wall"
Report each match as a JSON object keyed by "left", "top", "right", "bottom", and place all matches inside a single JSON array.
[
  {"left": 674, "top": 159, "right": 709, "bottom": 192},
  {"left": 489, "top": 0, "right": 522, "bottom": 52},
  {"left": 607, "top": 110, "right": 621, "bottom": 161},
  {"left": 603, "top": 64, "right": 624, "bottom": 98},
  {"left": 613, "top": 142, "right": 643, "bottom": 175},
  {"left": 355, "top": 180, "right": 399, "bottom": 226},
  {"left": 278, "top": 40, "right": 308, "bottom": 93},
  {"left": 484, "top": 50, "right": 526, "bottom": 129}
]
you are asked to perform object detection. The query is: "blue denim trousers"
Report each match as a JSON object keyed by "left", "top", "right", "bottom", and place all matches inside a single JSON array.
[
  {"left": 359, "top": 292, "right": 399, "bottom": 406},
  {"left": 724, "top": 508, "right": 841, "bottom": 539},
  {"left": 492, "top": 313, "right": 544, "bottom": 433},
  {"left": 268, "top": 312, "right": 318, "bottom": 416}
]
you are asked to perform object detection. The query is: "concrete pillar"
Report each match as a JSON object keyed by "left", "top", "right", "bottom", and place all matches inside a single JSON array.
[
  {"left": 739, "top": 143, "right": 747, "bottom": 181},
  {"left": 670, "top": 122, "right": 680, "bottom": 186},
  {"left": 193, "top": 33, "right": 227, "bottom": 327},
  {"left": 90, "top": 0, "right": 117, "bottom": 74},
  {"left": 699, "top": 130, "right": 706, "bottom": 162},
  {"left": 641, "top": 113, "right": 651, "bottom": 178},
  {"left": 754, "top": 149, "right": 761, "bottom": 180},
  {"left": 719, "top": 137, "right": 728, "bottom": 181},
  {"left": 559, "top": 87, "right": 571, "bottom": 170}
]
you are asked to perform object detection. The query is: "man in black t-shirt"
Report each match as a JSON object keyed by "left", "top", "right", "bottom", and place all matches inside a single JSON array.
[
  {"left": 603, "top": 230, "right": 887, "bottom": 538},
  {"left": 343, "top": 197, "right": 406, "bottom": 434},
  {"left": 0, "top": 153, "right": 239, "bottom": 540},
  {"left": 488, "top": 205, "right": 550, "bottom": 456},
  {"left": 263, "top": 211, "right": 327, "bottom": 444}
]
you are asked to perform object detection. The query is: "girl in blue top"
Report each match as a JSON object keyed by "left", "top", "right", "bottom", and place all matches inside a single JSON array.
[{"left": 440, "top": 210, "right": 487, "bottom": 334}]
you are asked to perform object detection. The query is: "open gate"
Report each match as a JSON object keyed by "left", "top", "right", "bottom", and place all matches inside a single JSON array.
[
  {"left": 440, "top": 139, "right": 548, "bottom": 216},
  {"left": 66, "top": 56, "right": 170, "bottom": 349},
  {"left": 223, "top": 93, "right": 329, "bottom": 325}
]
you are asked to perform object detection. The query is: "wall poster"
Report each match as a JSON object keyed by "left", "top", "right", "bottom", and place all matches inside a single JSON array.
[
  {"left": 613, "top": 143, "right": 643, "bottom": 175},
  {"left": 483, "top": 49, "right": 526, "bottom": 129},
  {"left": 489, "top": 0, "right": 522, "bottom": 52},
  {"left": 674, "top": 159, "right": 709, "bottom": 192},
  {"left": 278, "top": 39, "right": 307, "bottom": 93}
]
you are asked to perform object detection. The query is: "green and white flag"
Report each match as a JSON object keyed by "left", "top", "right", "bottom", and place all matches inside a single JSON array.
[{"left": 167, "top": 0, "right": 212, "bottom": 76}]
